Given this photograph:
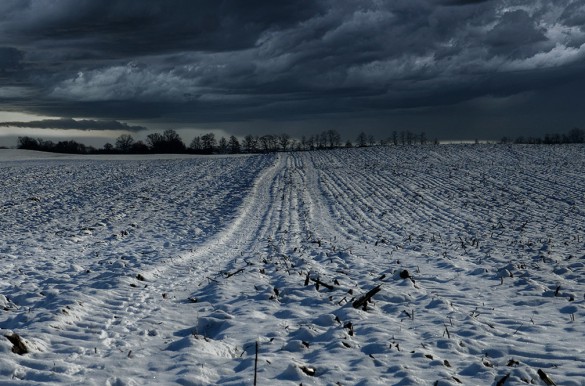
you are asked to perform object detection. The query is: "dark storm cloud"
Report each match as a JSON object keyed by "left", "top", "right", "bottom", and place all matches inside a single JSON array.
[
  {"left": 560, "top": 2, "right": 585, "bottom": 28},
  {"left": 440, "top": 0, "right": 492, "bottom": 6},
  {"left": 0, "top": 0, "right": 323, "bottom": 56},
  {"left": 483, "top": 10, "right": 548, "bottom": 58},
  {"left": 0, "top": 47, "right": 24, "bottom": 72},
  {"left": 0, "top": 118, "right": 147, "bottom": 132},
  {"left": 1, "top": 0, "right": 584, "bottom": 139}
]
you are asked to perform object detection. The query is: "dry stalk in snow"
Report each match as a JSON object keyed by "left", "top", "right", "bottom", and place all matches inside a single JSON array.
[
  {"left": 352, "top": 285, "right": 381, "bottom": 309},
  {"left": 253, "top": 341, "right": 259, "bottom": 386},
  {"left": 537, "top": 369, "right": 557, "bottom": 386},
  {"left": 496, "top": 372, "right": 510, "bottom": 386},
  {"left": 224, "top": 268, "right": 245, "bottom": 278}
]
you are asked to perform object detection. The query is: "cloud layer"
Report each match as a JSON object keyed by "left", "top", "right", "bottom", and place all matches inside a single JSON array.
[
  {"left": 0, "top": 118, "right": 147, "bottom": 132},
  {"left": 1, "top": 0, "right": 584, "bottom": 139}
]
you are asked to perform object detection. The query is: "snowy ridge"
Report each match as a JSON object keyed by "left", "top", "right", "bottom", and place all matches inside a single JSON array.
[{"left": 1, "top": 145, "right": 585, "bottom": 385}]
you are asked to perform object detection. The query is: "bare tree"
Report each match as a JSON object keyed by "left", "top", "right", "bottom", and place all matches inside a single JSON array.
[
  {"left": 259, "top": 135, "right": 273, "bottom": 152},
  {"left": 115, "top": 134, "right": 135, "bottom": 153},
  {"left": 17, "top": 136, "right": 40, "bottom": 150},
  {"left": 201, "top": 133, "right": 216, "bottom": 153},
  {"left": 292, "top": 139, "right": 301, "bottom": 151},
  {"left": 406, "top": 131, "right": 414, "bottom": 145},
  {"left": 306, "top": 135, "right": 315, "bottom": 150},
  {"left": 146, "top": 132, "right": 164, "bottom": 151},
  {"left": 243, "top": 135, "right": 258, "bottom": 153},
  {"left": 190, "top": 136, "right": 203, "bottom": 152},
  {"left": 318, "top": 131, "right": 328, "bottom": 149},
  {"left": 300, "top": 136, "right": 308, "bottom": 151},
  {"left": 279, "top": 133, "right": 291, "bottom": 151},
  {"left": 103, "top": 143, "right": 114, "bottom": 153},
  {"left": 162, "top": 129, "right": 186, "bottom": 152},
  {"left": 147, "top": 130, "right": 185, "bottom": 153},
  {"left": 131, "top": 141, "right": 149, "bottom": 153},
  {"left": 326, "top": 129, "right": 341, "bottom": 148},
  {"left": 228, "top": 135, "right": 241, "bottom": 153},
  {"left": 218, "top": 137, "right": 228, "bottom": 153},
  {"left": 567, "top": 127, "right": 585, "bottom": 143},
  {"left": 356, "top": 132, "right": 368, "bottom": 147}
]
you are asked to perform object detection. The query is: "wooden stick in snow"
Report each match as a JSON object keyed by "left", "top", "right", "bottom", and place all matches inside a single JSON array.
[
  {"left": 254, "top": 341, "right": 259, "bottom": 386},
  {"left": 352, "top": 285, "right": 382, "bottom": 309}
]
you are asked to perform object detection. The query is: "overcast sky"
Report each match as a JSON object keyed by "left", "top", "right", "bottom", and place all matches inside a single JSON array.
[{"left": 1, "top": 0, "right": 585, "bottom": 145}]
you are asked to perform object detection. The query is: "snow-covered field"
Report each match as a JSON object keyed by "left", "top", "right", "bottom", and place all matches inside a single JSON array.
[{"left": 1, "top": 145, "right": 584, "bottom": 385}]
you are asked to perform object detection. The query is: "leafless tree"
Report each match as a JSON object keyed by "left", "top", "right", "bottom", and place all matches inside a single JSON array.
[{"left": 115, "top": 134, "right": 135, "bottom": 153}]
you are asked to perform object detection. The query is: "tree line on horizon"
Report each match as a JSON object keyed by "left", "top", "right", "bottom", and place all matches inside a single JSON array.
[
  {"left": 15, "top": 127, "right": 584, "bottom": 155},
  {"left": 500, "top": 127, "right": 585, "bottom": 145},
  {"left": 16, "top": 129, "right": 432, "bottom": 155}
]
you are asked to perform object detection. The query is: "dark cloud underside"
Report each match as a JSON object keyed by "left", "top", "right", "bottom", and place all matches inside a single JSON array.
[
  {"left": 441, "top": 0, "right": 492, "bottom": 6},
  {"left": 0, "top": 118, "right": 147, "bottom": 132}
]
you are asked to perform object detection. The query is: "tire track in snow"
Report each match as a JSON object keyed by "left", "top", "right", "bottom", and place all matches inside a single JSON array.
[
  {"left": 181, "top": 152, "right": 448, "bottom": 385},
  {"left": 63, "top": 153, "right": 281, "bottom": 384},
  {"left": 0, "top": 155, "right": 276, "bottom": 384}
]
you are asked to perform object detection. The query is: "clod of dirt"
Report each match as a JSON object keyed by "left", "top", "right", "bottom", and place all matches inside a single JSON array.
[
  {"left": 4, "top": 333, "right": 29, "bottom": 355},
  {"left": 300, "top": 365, "right": 316, "bottom": 376}
]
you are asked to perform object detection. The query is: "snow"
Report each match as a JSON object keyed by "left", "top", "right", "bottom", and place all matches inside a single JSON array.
[{"left": 1, "top": 145, "right": 584, "bottom": 385}]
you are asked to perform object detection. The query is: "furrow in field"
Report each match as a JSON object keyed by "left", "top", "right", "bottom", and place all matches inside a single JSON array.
[
  {"left": 2, "top": 146, "right": 584, "bottom": 385},
  {"left": 178, "top": 152, "right": 483, "bottom": 384},
  {"left": 0, "top": 155, "right": 275, "bottom": 384},
  {"left": 300, "top": 146, "right": 585, "bottom": 384}
]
